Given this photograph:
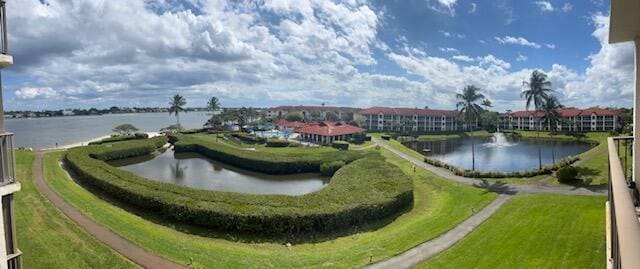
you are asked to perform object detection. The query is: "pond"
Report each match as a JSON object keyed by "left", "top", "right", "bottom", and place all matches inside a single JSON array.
[
  {"left": 401, "top": 133, "right": 594, "bottom": 172},
  {"left": 109, "top": 150, "right": 329, "bottom": 195}
]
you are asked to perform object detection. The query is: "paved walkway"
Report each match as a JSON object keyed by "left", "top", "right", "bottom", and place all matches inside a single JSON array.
[
  {"left": 32, "top": 151, "right": 186, "bottom": 269},
  {"left": 374, "top": 138, "right": 607, "bottom": 196},
  {"left": 366, "top": 194, "right": 512, "bottom": 269}
]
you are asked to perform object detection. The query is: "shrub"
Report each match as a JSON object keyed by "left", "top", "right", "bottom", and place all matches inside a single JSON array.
[
  {"left": 320, "top": 161, "right": 345, "bottom": 176},
  {"left": 232, "top": 132, "right": 266, "bottom": 144},
  {"left": 88, "top": 134, "right": 148, "bottom": 145},
  {"left": 64, "top": 140, "right": 413, "bottom": 235},
  {"left": 113, "top": 123, "right": 139, "bottom": 135},
  {"left": 134, "top": 132, "right": 149, "bottom": 139},
  {"left": 179, "top": 128, "right": 204, "bottom": 134},
  {"left": 351, "top": 132, "right": 367, "bottom": 144},
  {"left": 174, "top": 135, "right": 370, "bottom": 174},
  {"left": 381, "top": 134, "right": 391, "bottom": 140},
  {"left": 86, "top": 136, "right": 166, "bottom": 161},
  {"left": 332, "top": 141, "right": 349, "bottom": 150},
  {"left": 266, "top": 138, "right": 289, "bottom": 147},
  {"left": 557, "top": 166, "right": 579, "bottom": 183}
]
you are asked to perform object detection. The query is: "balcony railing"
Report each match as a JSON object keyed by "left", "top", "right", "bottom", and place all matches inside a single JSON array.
[
  {"left": 607, "top": 136, "right": 640, "bottom": 269},
  {"left": 0, "top": 0, "right": 7, "bottom": 54},
  {"left": 0, "top": 133, "right": 15, "bottom": 186},
  {"left": 6, "top": 251, "right": 20, "bottom": 269}
]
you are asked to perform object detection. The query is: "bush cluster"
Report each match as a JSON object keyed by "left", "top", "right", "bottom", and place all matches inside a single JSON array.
[
  {"left": 320, "top": 161, "right": 345, "bottom": 176},
  {"left": 331, "top": 141, "right": 349, "bottom": 150},
  {"left": 266, "top": 138, "right": 290, "bottom": 147},
  {"left": 423, "top": 155, "right": 580, "bottom": 178},
  {"left": 381, "top": 134, "right": 391, "bottom": 140},
  {"left": 179, "top": 128, "right": 205, "bottom": 134},
  {"left": 556, "top": 166, "right": 579, "bottom": 183},
  {"left": 174, "top": 135, "right": 369, "bottom": 174},
  {"left": 64, "top": 139, "right": 413, "bottom": 235},
  {"left": 232, "top": 132, "right": 266, "bottom": 144}
]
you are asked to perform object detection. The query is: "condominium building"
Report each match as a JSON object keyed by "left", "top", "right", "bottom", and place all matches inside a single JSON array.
[
  {"left": 358, "top": 107, "right": 472, "bottom": 132},
  {"left": 499, "top": 107, "right": 620, "bottom": 132},
  {"left": 0, "top": 1, "right": 21, "bottom": 268}
]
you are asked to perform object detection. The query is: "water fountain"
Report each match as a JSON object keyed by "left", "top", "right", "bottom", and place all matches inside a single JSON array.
[{"left": 482, "top": 132, "right": 514, "bottom": 148}]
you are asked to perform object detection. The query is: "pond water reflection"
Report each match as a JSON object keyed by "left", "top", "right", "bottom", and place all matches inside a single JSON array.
[
  {"left": 402, "top": 133, "right": 593, "bottom": 172},
  {"left": 109, "top": 150, "right": 329, "bottom": 195}
]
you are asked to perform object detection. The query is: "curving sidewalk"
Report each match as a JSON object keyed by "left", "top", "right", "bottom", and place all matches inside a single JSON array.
[
  {"left": 366, "top": 194, "right": 512, "bottom": 269},
  {"left": 32, "top": 151, "right": 186, "bottom": 269},
  {"left": 374, "top": 138, "right": 607, "bottom": 196}
]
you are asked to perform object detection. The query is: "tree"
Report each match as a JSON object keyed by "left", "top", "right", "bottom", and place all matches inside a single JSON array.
[
  {"left": 325, "top": 111, "right": 340, "bottom": 121},
  {"left": 481, "top": 99, "right": 492, "bottom": 110},
  {"left": 456, "top": 85, "right": 485, "bottom": 171},
  {"left": 479, "top": 111, "right": 499, "bottom": 132},
  {"left": 160, "top": 123, "right": 183, "bottom": 133},
  {"left": 207, "top": 97, "right": 220, "bottom": 113},
  {"left": 113, "top": 123, "right": 138, "bottom": 135},
  {"left": 285, "top": 111, "right": 304, "bottom": 122},
  {"left": 541, "top": 95, "right": 562, "bottom": 163},
  {"left": 521, "top": 70, "right": 553, "bottom": 170},
  {"left": 169, "top": 94, "right": 186, "bottom": 125}
]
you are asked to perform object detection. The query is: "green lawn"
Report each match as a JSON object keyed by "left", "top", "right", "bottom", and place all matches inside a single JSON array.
[
  {"left": 14, "top": 151, "right": 136, "bottom": 269},
  {"left": 43, "top": 149, "right": 495, "bottom": 269},
  {"left": 419, "top": 194, "right": 606, "bottom": 269}
]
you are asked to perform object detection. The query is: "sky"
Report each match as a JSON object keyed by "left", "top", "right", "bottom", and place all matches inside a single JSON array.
[{"left": 3, "top": 0, "right": 635, "bottom": 112}]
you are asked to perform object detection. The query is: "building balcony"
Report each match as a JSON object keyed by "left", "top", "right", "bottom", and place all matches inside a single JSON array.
[
  {"left": 606, "top": 136, "right": 640, "bottom": 268},
  {"left": 6, "top": 250, "right": 20, "bottom": 269},
  {"left": 0, "top": 133, "right": 16, "bottom": 187}
]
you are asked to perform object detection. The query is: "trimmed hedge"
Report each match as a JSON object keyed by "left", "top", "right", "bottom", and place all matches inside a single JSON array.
[
  {"left": 64, "top": 139, "right": 413, "bottom": 235},
  {"left": 88, "top": 137, "right": 167, "bottom": 161},
  {"left": 320, "top": 161, "right": 345, "bottom": 176},
  {"left": 266, "top": 138, "right": 290, "bottom": 147},
  {"left": 88, "top": 134, "right": 140, "bottom": 145},
  {"left": 381, "top": 134, "right": 391, "bottom": 140},
  {"left": 174, "top": 135, "right": 369, "bottom": 174},
  {"left": 332, "top": 141, "right": 349, "bottom": 150},
  {"left": 232, "top": 132, "right": 266, "bottom": 144},
  {"left": 424, "top": 155, "right": 580, "bottom": 178}
]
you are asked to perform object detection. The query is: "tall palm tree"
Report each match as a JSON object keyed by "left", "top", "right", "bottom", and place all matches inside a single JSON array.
[
  {"left": 541, "top": 95, "right": 562, "bottom": 163},
  {"left": 207, "top": 97, "right": 220, "bottom": 113},
  {"left": 169, "top": 94, "right": 187, "bottom": 125},
  {"left": 456, "top": 85, "right": 485, "bottom": 171},
  {"left": 481, "top": 99, "right": 492, "bottom": 110},
  {"left": 521, "top": 70, "right": 553, "bottom": 170}
]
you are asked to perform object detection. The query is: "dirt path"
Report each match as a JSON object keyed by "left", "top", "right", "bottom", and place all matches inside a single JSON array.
[
  {"left": 32, "top": 151, "right": 187, "bottom": 269},
  {"left": 366, "top": 194, "right": 512, "bottom": 269}
]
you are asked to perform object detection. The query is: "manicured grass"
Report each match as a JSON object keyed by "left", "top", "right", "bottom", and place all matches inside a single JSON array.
[
  {"left": 14, "top": 150, "right": 135, "bottom": 269},
  {"left": 45, "top": 149, "right": 495, "bottom": 268},
  {"left": 419, "top": 194, "right": 606, "bottom": 269}
]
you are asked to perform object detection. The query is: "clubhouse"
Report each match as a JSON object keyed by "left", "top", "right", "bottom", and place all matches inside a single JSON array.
[
  {"left": 499, "top": 107, "right": 620, "bottom": 132},
  {"left": 296, "top": 121, "right": 365, "bottom": 144}
]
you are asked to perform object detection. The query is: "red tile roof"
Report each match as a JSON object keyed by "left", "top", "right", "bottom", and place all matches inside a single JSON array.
[
  {"left": 296, "top": 121, "right": 365, "bottom": 136},
  {"left": 581, "top": 107, "right": 621, "bottom": 116},
  {"left": 275, "top": 119, "right": 308, "bottom": 129},
  {"left": 359, "top": 107, "right": 459, "bottom": 117}
]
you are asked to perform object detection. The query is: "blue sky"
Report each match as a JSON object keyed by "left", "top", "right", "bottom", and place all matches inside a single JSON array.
[{"left": 4, "top": 0, "right": 634, "bottom": 112}]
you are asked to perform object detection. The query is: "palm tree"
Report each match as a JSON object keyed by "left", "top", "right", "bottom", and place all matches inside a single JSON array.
[
  {"left": 541, "top": 95, "right": 562, "bottom": 163},
  {"left": 169, "top": 94, "right": 187, "bottom": 125},
  {"left": 456, "top": 85, "right": 485, "bottom": 171},
  {"left": 521, "top": 70, "right": 553, "bottom": 170},
  {"left": 481, "top": 99, "right": 492, "bottom": 110},
  {"left": 207, "top": 97, "right": 220, "bottom": 113}
]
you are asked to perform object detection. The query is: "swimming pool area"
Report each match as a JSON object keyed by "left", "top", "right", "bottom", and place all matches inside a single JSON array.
[{"left": 251, "top": 129, "right": 294, "bottom": 138}]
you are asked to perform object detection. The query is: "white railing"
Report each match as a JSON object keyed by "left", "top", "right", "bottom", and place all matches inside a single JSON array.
[
  {"left": 0, "top": 132, "right": 15, "bottom": 185},
  {"left": 607, "top": 136, "right": 640, "bottom": 269}
]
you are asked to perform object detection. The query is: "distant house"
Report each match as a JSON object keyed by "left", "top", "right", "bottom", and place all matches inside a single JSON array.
[
  {"left": 266, "top": 105, "right": 359, "bottom": 120},
  {"left": 499, "top": 107, "right": 620, "bottom": 132},
  {"left": 62, "top": 109, "right": 74, "bottom": 116},
  {"left": 358, "top": 107, "right": 472, "bottom": 132},
  {"left": 297, "top": 121, "right": 365, "bottom": 144}
]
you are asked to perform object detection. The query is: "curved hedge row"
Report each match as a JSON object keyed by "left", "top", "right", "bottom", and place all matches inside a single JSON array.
[
  {"left": 174, "top": 134, "right": 368, "bottom": 174},
  {"left": 64, "top": 137, "right": 414, "bottom": 235}
]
